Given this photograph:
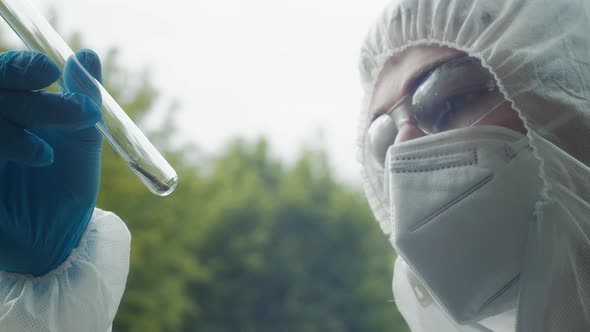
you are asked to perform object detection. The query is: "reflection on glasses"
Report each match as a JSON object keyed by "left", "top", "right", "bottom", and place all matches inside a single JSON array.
[{"left": 367, "top": 56, "right": 508, "bottom": 167}]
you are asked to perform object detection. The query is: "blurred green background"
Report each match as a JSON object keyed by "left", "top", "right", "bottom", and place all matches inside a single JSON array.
[{"left": 0, "top": 30, "right": 409, "bottom": 332}]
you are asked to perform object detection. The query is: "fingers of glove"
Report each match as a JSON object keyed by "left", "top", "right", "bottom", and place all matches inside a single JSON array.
[
  {"left": 64, "top": 49, "right": 103, "bottom": 106},
  {"left": 0, "top": 51, "right": 61, "bottom": 90},
  {"left": 0, "top": 90, "right": 101, "bottom": 130},
  {"left": 0, "top": 120, "right": 53, "bottom": 166}
]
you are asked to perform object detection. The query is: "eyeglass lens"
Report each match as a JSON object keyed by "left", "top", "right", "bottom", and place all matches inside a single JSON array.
[{"left": 368, "top": 57, "right": 507, "bottom": 167}]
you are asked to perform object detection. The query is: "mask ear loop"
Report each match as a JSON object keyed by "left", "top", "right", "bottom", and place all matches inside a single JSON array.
[
  {"left": 469, "top": 99, "right": 534, "bottom": 157},
  {"left": 468, "top": 99, "right": 509, "bottom": 128}
]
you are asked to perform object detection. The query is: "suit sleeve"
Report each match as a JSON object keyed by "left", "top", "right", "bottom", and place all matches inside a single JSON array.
[{"left": 0, "top": 209, "right": 131, "bottom": 332}]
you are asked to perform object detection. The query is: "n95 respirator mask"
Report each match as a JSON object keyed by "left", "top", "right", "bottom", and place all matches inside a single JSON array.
[{"left": 384, "top": 126, "right": 543, "bottom": 324}]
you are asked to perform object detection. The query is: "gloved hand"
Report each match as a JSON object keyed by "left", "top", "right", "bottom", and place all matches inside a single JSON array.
[{"left": 0, "top": 49, "right": 103, "bottom": 276}]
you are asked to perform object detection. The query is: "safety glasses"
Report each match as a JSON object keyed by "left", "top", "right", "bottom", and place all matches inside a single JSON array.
[{"left": 367, "top": 56, "right": 508, "bottom": 167}]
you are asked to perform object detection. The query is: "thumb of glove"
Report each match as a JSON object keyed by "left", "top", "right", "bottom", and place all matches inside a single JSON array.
[{"left": 64, "top": 49, "right": 103, "bottom": 107}]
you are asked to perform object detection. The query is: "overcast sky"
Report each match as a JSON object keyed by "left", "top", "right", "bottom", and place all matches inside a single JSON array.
[{"left": 3, "top": 0, "right": 390, "bottom": 184}]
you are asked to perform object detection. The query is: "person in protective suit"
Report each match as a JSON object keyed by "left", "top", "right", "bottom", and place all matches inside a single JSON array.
[
  {"left": 358, "top": 0, "right": 590, "bottom": 331},
  {"left": 0, "top": 0, "right": 588, "bottom": 331}
]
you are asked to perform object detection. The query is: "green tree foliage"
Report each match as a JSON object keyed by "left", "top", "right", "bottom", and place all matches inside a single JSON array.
[
  {"left": 0, "top": 32, "right": 409, "bottom": 331},
  {"left": 182, "top": 141, "right": 409, "bottom": 332}
]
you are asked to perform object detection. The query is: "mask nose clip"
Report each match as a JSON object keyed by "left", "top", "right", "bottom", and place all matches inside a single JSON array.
[{"left": 502, "top": 136, "right": 532, "bottom": 162}]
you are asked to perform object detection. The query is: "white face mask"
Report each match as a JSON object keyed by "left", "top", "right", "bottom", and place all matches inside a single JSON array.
[{"left": 384, "top": 126, "right": 543, "bottom": 324}]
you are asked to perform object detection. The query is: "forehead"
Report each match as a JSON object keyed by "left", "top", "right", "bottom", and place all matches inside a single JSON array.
[{"left": 370, "top": 45, "right": 466, "bottom": 116}]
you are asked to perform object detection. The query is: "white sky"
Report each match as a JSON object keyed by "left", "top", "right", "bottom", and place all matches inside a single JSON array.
[{"left": 3, "top": 0, "right": 390, "bottom": 184}]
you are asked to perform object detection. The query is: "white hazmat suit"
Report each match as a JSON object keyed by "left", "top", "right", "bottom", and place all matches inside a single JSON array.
[
  {"left": 0, "top": 209, "right": 130, "bottom": 332},
  {"left": 357, "top": 0, "right": 590, "bottom": 331}
]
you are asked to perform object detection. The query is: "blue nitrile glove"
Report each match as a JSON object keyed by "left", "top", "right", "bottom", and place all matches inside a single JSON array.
[{"left": 0, "top": 49, "right": 103, "bottom": 276}]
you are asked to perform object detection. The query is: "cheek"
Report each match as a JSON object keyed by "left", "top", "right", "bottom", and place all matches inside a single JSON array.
[{"left": 477, "top": 104, "right": 528, "bottom": 134}]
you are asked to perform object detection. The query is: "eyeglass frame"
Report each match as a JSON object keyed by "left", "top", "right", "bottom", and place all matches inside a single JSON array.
[{"left": 366, "top": 56, "right": 509, "bottom": 166}]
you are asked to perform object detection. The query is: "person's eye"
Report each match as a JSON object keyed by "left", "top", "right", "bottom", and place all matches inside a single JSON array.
[
  {"left": 429, "top": 90, "right": 489, "bottom": 132},
  {"left": 411, "top": 57, "right": 496, "bottom": 133}
]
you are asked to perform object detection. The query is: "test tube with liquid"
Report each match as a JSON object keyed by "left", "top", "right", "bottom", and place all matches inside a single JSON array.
[{"left": 0, "top": 0, "right": 178, "bottom": 196}]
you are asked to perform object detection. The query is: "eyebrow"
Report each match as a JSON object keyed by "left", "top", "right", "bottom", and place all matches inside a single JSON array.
[{"left": 370, "top": 54, "right": 470, "bottom": 123}]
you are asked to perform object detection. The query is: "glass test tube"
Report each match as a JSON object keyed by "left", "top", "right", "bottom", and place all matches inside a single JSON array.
[{"left": 0, "top": 0, "right": 178, "bottom": 196}]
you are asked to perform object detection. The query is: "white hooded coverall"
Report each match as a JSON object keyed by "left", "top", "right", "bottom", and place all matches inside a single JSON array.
[{"left": 357, "top": 0, "right": 590, "bottom": 331}]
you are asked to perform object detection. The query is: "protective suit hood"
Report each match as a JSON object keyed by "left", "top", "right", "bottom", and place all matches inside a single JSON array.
[{"left": 357, "top": 0, "right": 590, "bottom": 331}]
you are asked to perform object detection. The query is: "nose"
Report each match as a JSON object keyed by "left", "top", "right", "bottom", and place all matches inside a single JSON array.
[{"left": 394, "top": 122, "right": 426, "bottom": 145}]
